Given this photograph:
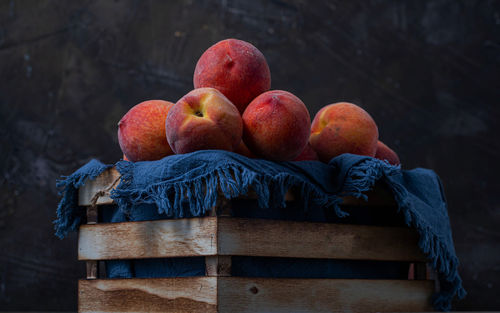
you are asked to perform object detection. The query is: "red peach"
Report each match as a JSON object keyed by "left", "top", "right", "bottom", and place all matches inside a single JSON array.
[
  {"left": 234, "top": 140, "right": 257, "bottom": 158},
  {"left": 375, "top": 140, "right": 400, "bottom": 165},
  {"left": 309, "top": 102, "right": 378, "bottom": 162},
  {"left": 293, "top": 142, "right": 319, "bottom": 161},
  {"left": 243, "top": 90, "right": 311, "bottom": 161},
  {"left": 193, "top": 39, "right": 271, "bottom": 114},
  {"left": 166, "top": 88, "right": 242, "bottom": 154},
  {"left": 118, "top": 100, "right": 174, "bottom": 162}
]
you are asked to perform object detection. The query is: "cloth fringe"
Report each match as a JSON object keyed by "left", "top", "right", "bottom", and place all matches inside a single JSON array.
[{"left": 54, "top": 152, "right": 465, "bottom": 310}]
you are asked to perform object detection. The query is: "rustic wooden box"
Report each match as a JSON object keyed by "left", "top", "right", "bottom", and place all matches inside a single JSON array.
[{"left": 77, "top": 167, "right": 437, "bottom": 313}]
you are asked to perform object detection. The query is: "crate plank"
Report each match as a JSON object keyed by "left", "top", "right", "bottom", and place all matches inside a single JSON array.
[
  {"left": 218, "top": 277, "right": 434, "bottom": 313},
  {"left": 78, "top": 217, "right": 425, "bottom": 261},
  {"left": 78, "top": 217, "right": 218, "bottom": 260},
  {"left": 79, "top": 277, "right": 217, "bottom": 313},
  {"left": 78, "top": 167, "right": 121, "bottom": 206},
  {"left": 205, "top": 256, "right": 232, "bottom": 277},
  {"left": 218, "top": 217, "right": 426, "bottom": 261}
]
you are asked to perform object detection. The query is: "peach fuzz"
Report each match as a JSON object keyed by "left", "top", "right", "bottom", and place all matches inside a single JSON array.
[
  {"left": 118, "top": 100, "right": 174, "bottom": 162},
  {"left": 243, "top": 90, "right": 311, "bottom": 161},
  {"left": 193, "top": 39, "right": 271, "bottom": 114},
  {"left": 165, "top": 88, "right": 242, "bottom": 154},
  {"left": 293, "top": 142, "right": 319, "bottom": 161},
  {"left": 375, "top": 140, "right": 400, "bottom": 165},
  {"left": 309, "top": 102, "right": 378, "bottom": 163}
]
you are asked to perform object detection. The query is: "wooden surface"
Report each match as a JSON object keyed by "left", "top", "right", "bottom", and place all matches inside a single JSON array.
[
  {"left": 78, "top": 217, "right": 217, "bottom": 260},
  {"left": 205, "top": 256, "right": 232, "bottom": 277},
  {"left": 218, "top": 277, "right": 434, "bottom": 313},
  {"left": 78, "top": 216, "right": 425, "bottom": 261},
  {"left": 78, "top": 277, "right": 433, "bottom": 313},
  {"left": 218, "top": 217, "right": 426, "bottom": 261},
  {"left": 78, "top": 167, "right": 121, "bottom": 206},
  {"left": 79, "top": 277, "right": 217, "bottom": 313}
]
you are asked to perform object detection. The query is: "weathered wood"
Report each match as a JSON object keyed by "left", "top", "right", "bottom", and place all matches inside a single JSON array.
[
  {"left": 78, "top": 277, "right": 217, "bottom": 313},
  {"left": 78, "top": 277, "right": 433, "bottom": 313},
  {"left": 86, "top": 206, "right": 98, "bottom": 224},
  {"left": 78, "top": 217, "right": 426, "bottom": 261},
  {"left": 78, "top": 217, "right": 218, "bottom": 260},
  {"left": 85, "top": 261, "right": 98, "bottom": 280},
  {"left": 205, "top": 256, "right": 232, "bottom": 277},
  {"left": 414, "top": 262, "right": 428, "bottom": 280},
  {"left": 217, "top": 277, "right": 434, "bottom": 313},
  {"left": 218, "top": 217, "right": 427, "bottom": 261},
  {"left": 78, "top": 167, "right": 121, "bottom": 206}
]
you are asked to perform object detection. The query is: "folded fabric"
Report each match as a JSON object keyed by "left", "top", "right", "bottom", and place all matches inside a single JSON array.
[{"left": 55, "top": 150, "right": 465, "bottom": 311}]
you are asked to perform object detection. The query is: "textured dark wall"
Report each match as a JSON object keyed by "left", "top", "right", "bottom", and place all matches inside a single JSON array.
[{"left": 0, "top": 0, "right": 499, "bottom": 311}]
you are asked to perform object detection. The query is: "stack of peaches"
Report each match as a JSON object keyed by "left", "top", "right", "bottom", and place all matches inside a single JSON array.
[{"left": 118, "top": 39, "right": 399, "bottom": 166}]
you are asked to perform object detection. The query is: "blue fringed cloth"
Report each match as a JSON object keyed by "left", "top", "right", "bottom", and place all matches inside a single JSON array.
[{"left": 55, "top": 150, "right": 465, "bottom": 311}]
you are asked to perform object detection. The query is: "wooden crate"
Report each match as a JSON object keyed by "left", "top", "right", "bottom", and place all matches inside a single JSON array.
[{"left": 77, "top": 167, "right": 437, "bottom": 313}]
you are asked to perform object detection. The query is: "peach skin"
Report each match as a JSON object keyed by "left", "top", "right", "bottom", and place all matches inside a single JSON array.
[
  {"left": 293, "top": 142, "right": 319, "bottom": 161},
  {"left": 165, "top": 88, "right": 242, "bottom": 154},
  {"left": 375, "top": 140, "right": 401, "bottom": 165},
  {"left": 194, "top": 38, "right": 271, "bottom": 114},
  {"left": 310, "top": 102, "right": 378, "bottom": 163},
  {"left": 243, "top": 90, "right": 311, "bottom": 161},
  {"left": 118, "top": 100, "right": 174, "bottom": 162}
]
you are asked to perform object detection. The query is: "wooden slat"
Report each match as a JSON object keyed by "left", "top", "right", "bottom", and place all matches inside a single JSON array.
[
  {"left": 78, "top": 217, "right": 218, "bottom": 260},
  {"left": 217, "top": 277, "right": 434, "bottom": 313},
  {"left": 78, "top": 167, "right": 121, "bottom": 206},
  {"left": 86, "top": 261, "right": 98, "bottom": 279},
  {"left": 86, "top": 205, "right": 98, "bottom": 224},
  {"left": 218, "top": 217, "right": 426, "bottom": 261},
  {"left": 79, "top": 277, "right": 217, "bottom": 313},
  {"left": 205, "top": 256, "right": 232, "bottom": 277},
  {"left": 78, "top": 217, "right": 426, "bottom": 261}
]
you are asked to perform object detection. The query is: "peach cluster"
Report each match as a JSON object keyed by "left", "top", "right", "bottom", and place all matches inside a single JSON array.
[{"left": 117, "top": 38, "right": 400, "bottom": 165}]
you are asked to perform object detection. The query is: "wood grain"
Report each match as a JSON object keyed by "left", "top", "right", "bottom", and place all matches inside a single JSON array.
[
  {"left": 85, "top": 261, "right": 98, "bottom": 280},
  {"left": 217, "top": 277, "right": 434, "bottom": 313},
  {"left": 218, "top": 217, "right": 426, "bottom": 261},
  {"left": 78, "top": 167, "right": 121, "bottom": 206},
  {"left": 78, "top": 216, "right": 425, "bottom": 261},
  {"left": 205, "top": 256, "right": 232, "bottom": 277},
  {"left": 78, "top": 217, "right": 218, "bottom": 260},
  {"left": 78, "top": 277, "right": 217, "bottom": 313}
]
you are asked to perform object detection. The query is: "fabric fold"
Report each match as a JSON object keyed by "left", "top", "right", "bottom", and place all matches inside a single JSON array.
[{"left": 54, "top": 150, "right": 465, "bottom": 310}]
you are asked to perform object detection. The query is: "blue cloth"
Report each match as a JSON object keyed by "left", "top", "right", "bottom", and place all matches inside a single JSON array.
[{"left": 55, "top": 150, "right": 466, "bottom": 311}]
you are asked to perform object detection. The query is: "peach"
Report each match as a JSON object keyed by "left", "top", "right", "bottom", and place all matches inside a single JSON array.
[
  {"left": 243, "top": 90, "right": 311, "bottom": 161},
  {"left": 375, "top": 140, "right": 400, "bottom": 165},
  {"left": 293, "top": 143, "right": 319, "bottom": 161},
  {"left": 309, "top": 102, "right": 378, "bottom": 163},
  {"left": 118, "top": 100, "right": 174, "bottom": 162},
  {"left": 166, "top": 88, "right": 242, "bottom": 154},
  {"left": 234, "top": 140, "right": 257, "bottom": 158},
  {"left": 193, "top": 39, "right": 271, "bottom": 114}
]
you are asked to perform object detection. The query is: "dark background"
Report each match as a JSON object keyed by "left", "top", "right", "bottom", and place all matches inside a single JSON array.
[{"left": 0, "top": 0, "right": 499, "bottom": 311}]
